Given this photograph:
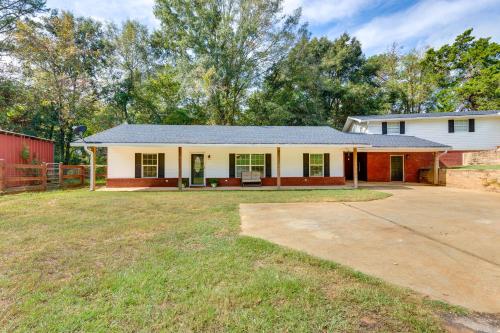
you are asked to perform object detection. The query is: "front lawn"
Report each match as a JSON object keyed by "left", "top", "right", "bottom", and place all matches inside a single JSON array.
[{"left": 0, "top": 189, "right": 455, "bottom": 331}]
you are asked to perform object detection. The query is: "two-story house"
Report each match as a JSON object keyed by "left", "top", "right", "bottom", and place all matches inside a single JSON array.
[{"left": 343, "top": 110, "right": 500, "bottom": 166}]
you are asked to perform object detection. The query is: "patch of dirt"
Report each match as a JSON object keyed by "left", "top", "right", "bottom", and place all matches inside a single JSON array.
[{"left": 441, "top": 312, "right": 500, "bottom": 333}]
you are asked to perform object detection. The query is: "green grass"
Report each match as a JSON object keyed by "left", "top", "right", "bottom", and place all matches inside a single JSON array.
[
  {"left": 450, "top": 164, "right": 500, "bottom": 170},
  {"left": 0, "top": 189, "right": 455, "bottom": 332}
]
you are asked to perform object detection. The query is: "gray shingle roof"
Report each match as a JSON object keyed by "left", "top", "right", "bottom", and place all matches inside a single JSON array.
[
  {"left": 72, "top": 124, "right": 450, "bottom": 149},
  {"left": 350, "top": 110, "right": 499, "bottom": 121},
  {"left": 345, "top": 133, "right": 450, "bottom": 148}
]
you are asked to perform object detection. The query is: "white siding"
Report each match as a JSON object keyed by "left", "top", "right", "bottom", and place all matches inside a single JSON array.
[
  {"left": 349, "top": 123, "right": 368, "bottom": 133},
  {"left": 107, "top": 146, "right": 344, "bottom": 179},
  {"left": 348, "top": 117, "right": 500, "bottom": 150}
]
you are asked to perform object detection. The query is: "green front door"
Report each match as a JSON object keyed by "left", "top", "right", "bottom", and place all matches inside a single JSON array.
[
  {"left": 191, "top": 154, "right": 205, "bottom": 186},
  {"left": 390, "top": 155, "right": 404, "bottom": 181}
]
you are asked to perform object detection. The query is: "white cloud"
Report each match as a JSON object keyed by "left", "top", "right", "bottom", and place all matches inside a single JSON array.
[
  {"left": 282, "top": 0, "right": 372, "bottom": 25},
  {"left": 45, "top": 0, "right": 159, "bottom": 28},
  {"left": 352, "top": 0, "right": 500, "bottom": 54}
]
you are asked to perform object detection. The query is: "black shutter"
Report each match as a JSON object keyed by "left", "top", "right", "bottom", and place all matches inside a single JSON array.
[
  {"left": 158, "top": 153, "right": 165, "bottom": 178},
  {"left": 265, "top": 153, "right": 272, "bottom": 177},
  {"left": 469, "top": 119, "right": 475, "bottom": 132},
  {"left": 229, "top": 154, "right": 235, "bottom": 178},
  {"left": 303, "top": 153, "right": 309, "bottom": 177},
  {"left": 448, "top": 120, "right": 454, "bottom": 133},
  {"left": 135, "top": 153, "right": 141, "bottom": 178},
  {"left": 323, "top": 153, "right": 330, "bottom": 177},
  {"left": 400, "top": 121, "right": 405, "bottom": 134},
  {"left": 382, "top": 122, "right": 387, "bottom": 134}
]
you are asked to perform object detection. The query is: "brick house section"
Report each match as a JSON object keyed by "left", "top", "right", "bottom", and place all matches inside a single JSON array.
[
  {"left": 439, "top": 151, "right": 464, "bottom": 167},
  {"left": 367, "top": 152, "right": 434, "bottom": 182}
]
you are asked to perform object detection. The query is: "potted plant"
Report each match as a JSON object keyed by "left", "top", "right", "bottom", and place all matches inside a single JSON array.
[{"left": 208, "top": 178, "right": 218, "bottom": 188}]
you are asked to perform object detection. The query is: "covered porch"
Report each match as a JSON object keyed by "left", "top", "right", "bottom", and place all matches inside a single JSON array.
[
  {"left": 85, "top": 144, "right": 443, "bottom": 191},
  {"left": 87, "top": 144, "right": 370, "bottom": 190}
]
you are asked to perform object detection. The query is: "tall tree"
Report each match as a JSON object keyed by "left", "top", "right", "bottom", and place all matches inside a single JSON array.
[
  {"left": 245, "top": 33, "right": 382, "bottom": 128},
  {"left": 153, "top": 0, "right": 301, "bottom": 124},
  {"left": 106, "top": 20, "right": 154, "bottom": 123},
  {"left": 12, "top": 11, "right": 112, "bottom": 162},
  {"left": 371, "top": 45, "right": 432, "bottom": 114},
  {"left": 423, "top": 29, "right": 500, "bottom": 111},
  {"left": 0, "top": 0, "right": 46, "bottom": 51}
]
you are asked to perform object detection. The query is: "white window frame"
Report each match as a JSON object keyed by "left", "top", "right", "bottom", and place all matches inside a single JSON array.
[
  {"left": 309, "top": 153, "right": 324, "bottom": 177},
  {"left": 235, "top": 154, "right": 265, "bottom": 178},
  {"left": 142, "top": 153, "right": 158, "bottom": 178},
  {"left": 387, "top": 122, "right": 400, "bottom": 134},
  {"left": 454, "top": 119, "right": 468, "bottom": 132},
  {"left": 390, "top": 154, "right": 405, "bottom": 182}
]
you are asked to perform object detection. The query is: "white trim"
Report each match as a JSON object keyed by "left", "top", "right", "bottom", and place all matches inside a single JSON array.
[
  {"left": 309, "top": 153, "right": 324, "bottom": 177},
  {"left": 190, "top": 153, "right": 205, "bottom": 186},
  {"left": 142, "top": 153, "right": 158, "bottom": 178},
  {"left": 235, "top": 153, "right": 266, "bottom": 178},
  {"left": 390, "top": 154, "right": 405, "bottom": 182},
  {"left": 71, "top": 142, "right": 372, "bottom": 148},
  {"left": 357, "top": 147, "right": 447, "bottom": 152},
  {"left": 345, "top": 113, "right": 499, "bottom": 125}
]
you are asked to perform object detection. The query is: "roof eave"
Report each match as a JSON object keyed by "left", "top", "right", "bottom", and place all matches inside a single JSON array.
[
  {"left": 356, "top": 112, "right": 500, "bottom": 122},
  {"left": 71, "top": 142, "right": 373, "bottom": 148}
]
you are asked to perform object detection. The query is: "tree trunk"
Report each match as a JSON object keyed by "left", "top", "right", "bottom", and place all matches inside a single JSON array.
[{"left": 59, "top": 128, "right": 65, "bottom": 163}]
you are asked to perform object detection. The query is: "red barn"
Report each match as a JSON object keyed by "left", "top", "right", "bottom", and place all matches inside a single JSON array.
[{"left": 0, "top": 129, "right": 54, "bottom": 164}]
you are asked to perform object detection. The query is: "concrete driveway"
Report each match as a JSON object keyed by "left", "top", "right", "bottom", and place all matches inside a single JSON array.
[{"left": 240, "top": 185, "right": 500, "bottom": 313}]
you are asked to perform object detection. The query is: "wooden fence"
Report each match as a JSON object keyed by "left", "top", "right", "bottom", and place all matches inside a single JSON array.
[{"left": 0, "top": 159, "right": 107, "bottom": 194}]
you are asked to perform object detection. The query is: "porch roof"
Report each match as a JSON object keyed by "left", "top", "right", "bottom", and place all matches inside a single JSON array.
[{"left": 71, "top": 124, "right": 449, "bottom": 149}]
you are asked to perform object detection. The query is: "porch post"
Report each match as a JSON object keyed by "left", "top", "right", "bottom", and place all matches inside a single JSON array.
[
  {"left": 433, "top": 152, "right": 439, "bottom": 185},
  {"left": 353, "top": 147, "right": 358, "bottom": 189},
  {"left": 277, "top": 146, "right": 281, "bottom": 189},
  {"left": 90, "top": 147, "right": 96, "bottom": 191},
  {"left": 178, "top": 147, "right": 182, "bottom": 190}
]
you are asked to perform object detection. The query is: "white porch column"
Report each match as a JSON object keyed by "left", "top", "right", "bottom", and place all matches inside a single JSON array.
[
  {"left": 277, "top": 146, "right": 281, "bottom": 189},
  {"left": 178, "top": 147, "right": 182, "bottom": 190},
  {"left": 353, "top": 147, "right": 358, "bottom": 189},
  {"left": 433, "top": 152, "right": 440, "bottom": 185}
]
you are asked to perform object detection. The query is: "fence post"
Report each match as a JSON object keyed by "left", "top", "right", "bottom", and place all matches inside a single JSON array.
[
  {"left": 41, "top": 162, "right": 47, "bottom": 191},
  {"left": 59, "top": 162, "right": 64, "bottom": 188},
  {"left": 0, "top": 159, "right": 6, "bottom": 193},
  {"left": 80, "top": 165, "right": 85, "bottom": 186}
]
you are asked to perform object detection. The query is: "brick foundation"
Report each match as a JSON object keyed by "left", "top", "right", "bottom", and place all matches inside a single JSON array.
[
  {"left": 107, "top": 178, "right": 180, "bottom": 187},
  {"left": 107, "top": 176, "right": 345, "bottom": 187},
  {"left": 366, "top": 152, "right": 435, "bottom": 183}
]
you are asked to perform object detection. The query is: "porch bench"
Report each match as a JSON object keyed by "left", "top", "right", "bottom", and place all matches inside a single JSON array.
[{"left": 241, "top": 171, "right": 262, "bottom": 186}]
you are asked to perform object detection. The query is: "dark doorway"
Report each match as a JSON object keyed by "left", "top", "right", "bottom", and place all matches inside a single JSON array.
[
  {"left": 344, "top": 152, "right": 367, "bottom": 181},
  {"left": 390, "top": 155, "right": 404, "bottom": 181},
  {"left": 191, "top": 154, "right": 205, "bottom": 186}
]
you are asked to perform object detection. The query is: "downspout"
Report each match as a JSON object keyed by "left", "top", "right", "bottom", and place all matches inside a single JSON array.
[{"left": 82, "top": 143, "right": 95, "bottom": 191}]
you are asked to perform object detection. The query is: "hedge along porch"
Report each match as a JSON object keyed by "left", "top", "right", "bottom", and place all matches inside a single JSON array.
[{"left": 105, "top": 145, "right": 346, "bottom": 188}]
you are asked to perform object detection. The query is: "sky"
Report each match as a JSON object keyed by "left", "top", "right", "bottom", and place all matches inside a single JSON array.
[{"left": 45, "top": 0, "right": 500, "bottom": 55}]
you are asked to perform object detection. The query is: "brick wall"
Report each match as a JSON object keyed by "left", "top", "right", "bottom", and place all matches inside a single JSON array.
[
  {"left": 367, "top": 152, "right": 435, "bottom": 183},
  {"left": 440, "top": 169, "right": 499, "bottom": 192},
  {"left": 107, "top": 178, "right": 181, "bottom": 187},
  {"left": 107, "top": 176, "right": 345, "bottom": 187},
  {"left": 463, "top": 150, "right": 500, "bottom": 166},
  {"left": 439, "top": 151, "right": 465, "bottom": 167}
]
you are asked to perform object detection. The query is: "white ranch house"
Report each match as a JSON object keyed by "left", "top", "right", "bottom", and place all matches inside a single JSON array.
[{"left": 72, "top": 124, "right": 450, "bottom": 189}]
